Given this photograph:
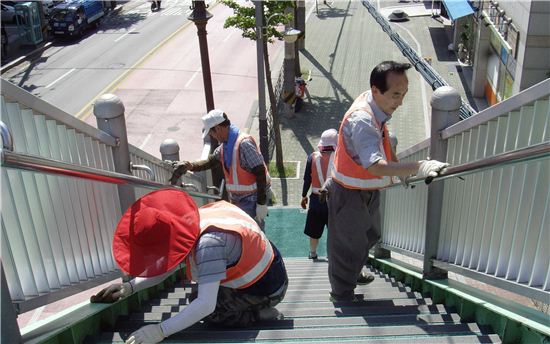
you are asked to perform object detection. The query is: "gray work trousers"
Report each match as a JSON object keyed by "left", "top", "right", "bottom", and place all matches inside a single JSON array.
[
  {"left": 200, "top": 280, "right": 288, "bottom": 327},
  {"left": 326, "top": 179, "right": 381, "bottom": 299}
]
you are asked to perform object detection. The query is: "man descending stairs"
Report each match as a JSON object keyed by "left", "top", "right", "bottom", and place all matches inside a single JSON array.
[{"left": 89, "top": 258, "right": 501, "bottom": 343}]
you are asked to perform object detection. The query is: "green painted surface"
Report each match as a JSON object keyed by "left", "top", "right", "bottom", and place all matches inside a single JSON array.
[{"left": 264, "top": 207, "right": 327, "bottom": 258}]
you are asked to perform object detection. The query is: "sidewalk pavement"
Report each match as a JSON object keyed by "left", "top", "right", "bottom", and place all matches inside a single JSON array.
[{"left": 251, "top": 0, "right": 483, "bottom": 207}]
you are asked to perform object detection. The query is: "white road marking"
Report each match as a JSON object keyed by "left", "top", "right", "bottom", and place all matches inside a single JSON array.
[
  {"left": 46, "top": 68, "right": 76, "bottom": 88},
  {"left": 223, "top": 30, "right": 236, "bottom": 43},
  {"left": 185, "top": 67, "right": 201, "bottom": 88},
  {"left": 139, "top": 133, "right": 152, "bottom": 149},
  {"left": 394, "top": 22, "right": 430, "bottom": 136},
  {"left": 114, "top": 28, "right": 136, "bottom": 42}
]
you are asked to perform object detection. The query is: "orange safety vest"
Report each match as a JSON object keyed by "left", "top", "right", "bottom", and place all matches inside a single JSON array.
[
  {"left": 220, "top": 133, "right": 271, "bottom": 194},
  {"left": 331, "top": 92, "right": 395, "bottom": 190},
  {"left": 185, "top": 201, "right": 274, "bottom": 289},
  {"left": 310, "top": 151, "right": 334, "bottom": 194}
]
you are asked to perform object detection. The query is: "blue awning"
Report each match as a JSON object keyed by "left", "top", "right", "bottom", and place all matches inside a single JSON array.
[{"left": 442, "top": 0, "right": 475, "bottom": 21}]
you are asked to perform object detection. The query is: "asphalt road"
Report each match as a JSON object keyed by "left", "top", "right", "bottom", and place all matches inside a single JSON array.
[{"left": 1, "top": 0, "right": 202, "bottom": 117}]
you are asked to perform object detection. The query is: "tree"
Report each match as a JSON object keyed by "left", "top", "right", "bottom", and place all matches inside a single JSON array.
[{"left": 220, "top": 0, "right": 293, "bottom": 170}]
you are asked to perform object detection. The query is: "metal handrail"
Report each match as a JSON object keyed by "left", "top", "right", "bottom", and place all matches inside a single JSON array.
[
  {"left": 398, "top": 142, "right": 550, "bottom": 187},
  {"left": 130, "top": 162, "right": 156, "bottom": 181},
  {"left": 1, "top": 149, "right": 222, "bottom": 200}
]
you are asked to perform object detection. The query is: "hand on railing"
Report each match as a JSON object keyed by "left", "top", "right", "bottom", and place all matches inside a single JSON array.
[
  {"left": 90, "top": 282, "right": 133, "bottom": 303},
  {"left": 169, "top": 160, "right": 191, "bottom": 185},
  {"left": 417, "top": 159, "right": 450, "bottom": 184}
]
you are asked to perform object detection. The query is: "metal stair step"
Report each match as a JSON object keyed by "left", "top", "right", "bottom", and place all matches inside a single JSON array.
[
  {"left": 93, "top": 323, "right": 497, "bottom": 343},
  {"left": 113, "top": 312, "right": 463, "bottom": 331}
]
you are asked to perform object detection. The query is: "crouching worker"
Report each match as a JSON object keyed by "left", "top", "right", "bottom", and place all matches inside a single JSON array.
[{"left": 91, "top": 189, "right": 288, "bottom": 344}]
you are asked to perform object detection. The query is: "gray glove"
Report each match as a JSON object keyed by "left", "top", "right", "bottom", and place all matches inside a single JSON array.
[
  {"left": 90, "top": 282, "right": 132, "bottom": 303},
  {"left": 169, "top": 161, "right": 190, "bottom": 185}
]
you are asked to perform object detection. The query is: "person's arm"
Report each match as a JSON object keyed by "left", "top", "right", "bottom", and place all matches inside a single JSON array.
[
  {"left": 348, "top": 113, "right": 418, "bottom": 178},
  {"left": 302, "top": 154, "right": 313, "bottom": 198},
  {"left": 300, "top": 154, "right": 313, "bottom": 209},
  {"left": 239, "top": 139, "right": 267, "bottom": 204},
  {"left": 187, "top": 153, "right": 219, "bottom": 172},
  {"left": 125, "top": 281, "right": 220, "bottom": 343},
  {"left": 169, "top": 148, "right": 220, "bottom": 185},
  {"left": 251, "top": 165, "right": 267, "bottom": 205},
  {"left": 160, "top": 280, "right": 220, "bottom": 336}
]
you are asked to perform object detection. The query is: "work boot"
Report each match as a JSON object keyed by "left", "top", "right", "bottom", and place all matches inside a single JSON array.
[
  {"left": 356, "top": 271, "right": 375, "bottom": 285},
  {"left": 257, "top": 307, "right": 284, "bottom": 321}
]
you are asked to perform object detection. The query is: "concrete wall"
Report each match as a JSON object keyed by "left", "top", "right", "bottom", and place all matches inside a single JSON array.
[{"left": 521, "top": 1, "right": 550, "bottom": 90}]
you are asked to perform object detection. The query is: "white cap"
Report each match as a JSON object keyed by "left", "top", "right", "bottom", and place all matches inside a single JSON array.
[
  {"left": 317, "top": 128, "right": 338, "bottom": 149},
  {"left": 201, "top": 109, "right": 225, "bottom": 139}
]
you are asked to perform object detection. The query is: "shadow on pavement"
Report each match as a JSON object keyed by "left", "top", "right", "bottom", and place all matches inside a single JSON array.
[
  {"left": 428, "top": 27, "right": 456, "bottom": 62},
  {"left": 315, "top": 6, "right": 352, "bottom": 20},
  {"left": 101, "top": 12, "right": 148, "bottom": 31}
]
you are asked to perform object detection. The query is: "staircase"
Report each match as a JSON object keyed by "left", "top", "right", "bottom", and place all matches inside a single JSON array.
[{"left": 88, "top": 258, "right": 501, "bottom": 343}]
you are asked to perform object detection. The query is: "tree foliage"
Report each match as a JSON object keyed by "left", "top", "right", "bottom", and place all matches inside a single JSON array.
[
  {"left": 220, "top": 0, "right": 293, "bottom": 43},
  {"left": 220, "top": 0, "right": 295, "bottom": 169}
]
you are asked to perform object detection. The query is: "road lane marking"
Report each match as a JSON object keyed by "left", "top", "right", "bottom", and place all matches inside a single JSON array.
[
  {"left": 185, "top": 67, "right": 201, "bottom": 88},
  {"left": 394, "top": 22, "right": 430, "bottom": 136},
  {"left": 46, "top": 68, "right": 76, "bottom": 88},
  {"left": 75, "top": 1, "right": 220, "bottom": 120},
  {"left": 114, "top": 28, "right": 136, "bottom": 42},
  {"left": 139, "top": 133, "right": 152, "bottom": 149},
  {"left": 223, "top": 30, "right": 236, "bottom": 43}
]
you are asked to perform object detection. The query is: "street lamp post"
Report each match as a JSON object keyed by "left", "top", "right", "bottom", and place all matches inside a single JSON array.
[
  {"left": 283, "top": 26, "right": 301, "bottom": 117},
  {"left": 188, "top": 0, "right": 215, "bottom": 112},
  {"left": 255, "top": 1, "right": 269, "bottom": 163}
]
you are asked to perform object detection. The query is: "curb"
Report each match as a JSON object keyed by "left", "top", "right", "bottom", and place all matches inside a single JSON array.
[{"left": 0, "top": 41, "right": 53, "bottom": 75}]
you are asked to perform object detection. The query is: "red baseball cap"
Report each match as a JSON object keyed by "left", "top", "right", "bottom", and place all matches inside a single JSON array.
[{"left": 113, "top": 189, "right": 200, "bottom": 277}]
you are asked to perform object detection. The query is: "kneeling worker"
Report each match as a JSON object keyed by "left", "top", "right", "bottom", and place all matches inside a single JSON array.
[{"left": 91, "top": 189, "right": 288, "bottom": 344}]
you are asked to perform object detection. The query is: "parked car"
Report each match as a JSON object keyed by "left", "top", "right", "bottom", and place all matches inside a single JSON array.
[
  {"left": 48, "top": 0, "right": 104, "bottom": 37},
  {"left": 1, "top": 3, "right": 17, "bottom": 23}
]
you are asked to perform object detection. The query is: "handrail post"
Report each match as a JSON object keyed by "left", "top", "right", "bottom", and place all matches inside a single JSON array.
[
  {"left": 160, "top": 139, "right": 180, "bottom": 162},
  {"left": 424, "top": 86, "right": 461, "bottom": 279},
  {"left": 1, "top": 262, "right": 22, "bottom": 343},
  {"left": 93, "top": 94, "right": 136, "bottom": 213}
]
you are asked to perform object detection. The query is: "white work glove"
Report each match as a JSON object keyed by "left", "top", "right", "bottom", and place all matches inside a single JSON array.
[
  {"left": 125, "top": 324, "right": 165, "bottom": 344},
  {"left": 255, "top": 203, "right": 268, "bottom": 222},
  {"left": 90, "top": 282, "right": 132, "bottom": 303},
  {"left": 417, "top": 159, "right": 449, "bottom": 178}
]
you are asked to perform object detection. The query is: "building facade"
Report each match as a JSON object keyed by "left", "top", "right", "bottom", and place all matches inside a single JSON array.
[{"left": 470, "top": 0, "right": 550, "bottom": 105}]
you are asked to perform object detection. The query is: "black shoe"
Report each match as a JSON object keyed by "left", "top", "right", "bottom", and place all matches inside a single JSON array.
[
  {"left": 308, "top": 252, "right": 318, "bottom": 260},
  {"left": 356, "top": 271, "right": 375, "bottom": 285},
  {"left": 329, "top": 293, "right": 362, "bottom": 303}
]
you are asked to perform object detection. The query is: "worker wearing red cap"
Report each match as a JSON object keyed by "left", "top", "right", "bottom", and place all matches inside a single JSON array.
[{"left": 91, "top": 189, "right": 287, "bottom": 344}]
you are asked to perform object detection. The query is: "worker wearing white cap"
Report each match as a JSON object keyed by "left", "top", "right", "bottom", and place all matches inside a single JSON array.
[
  {"left": 170, "top": 109, "right": 271, "bottom": 229},
  {"left": 300, "top": 129, "right": 338, "bottom": 260}
]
